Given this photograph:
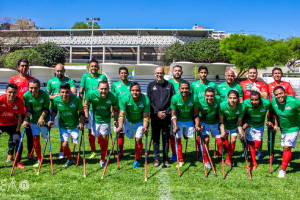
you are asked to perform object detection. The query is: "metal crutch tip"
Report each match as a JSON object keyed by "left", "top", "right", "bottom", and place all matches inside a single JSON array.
[
  {"left": 214, "top": 175, "right": 217, "bottom": 177},
  {"left": 223, "top": 178, "right": 225, "bottom": 180}
]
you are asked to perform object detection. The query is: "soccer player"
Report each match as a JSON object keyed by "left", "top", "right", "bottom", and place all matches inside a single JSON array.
[
  {"left": 168, "top": 65, "right": 185, "bottom": 161},
  {"left": 191, "top": 65, "right": 216, "bottom": 98},
  {"left": 198, "top": 87, "right": 221, "bottom": 168},
  {"left": 266, "top": 67, "right": 295, "bottom": 162},
  {"left": 46, "top": 63, "right": 77, "bottom": 159},
  {"left": 115, "top": 82, "right": 150, "bottom": 168},
  {"left": 0, "top": 84, "right": 25, "bottom": 169},
  {"left": 242, "top": 91, "right": 273, "bottom": 169},
  {"left": 272, "top": 86, "right": 300, "bottom": 178},
  {"left": 23, "top": 79, "right": 50, "bottom": 167},
  {"left": 79, "top": 59, "right": 107, "bottom": 159},
  {"left": 111, "top": 66, "right": 132, "bottom": 160},
  {"left": 216, "top": 69, "right": 243, "bottom": 103},
  {"left": 171, "top": 80, "right": 202, "bottom": 168},
  {"left": 219, "top": 90, "right": 245, "bottom": 167},
  {"left": 47, "top": 83, "right": 84, "bottom": 167},
  {"left": 9, "top": 58, "right": 34, "bottom": 160},
  {"left": 84, "top": 81, "right": 118, "bottom": 167}
]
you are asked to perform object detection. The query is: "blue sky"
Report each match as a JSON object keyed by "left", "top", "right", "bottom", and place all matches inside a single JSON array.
[{"left": 0, "top": 0, "right": 298, "bottom": 39}]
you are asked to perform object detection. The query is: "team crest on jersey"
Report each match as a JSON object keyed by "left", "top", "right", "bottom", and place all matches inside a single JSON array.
[
  {"left": 40, "top": 99, "right": 44, "bottom": 103},
  {"left": 196, "top": 85, "right": 200, "bottom": 87},
  {"left": 260, "top": 108, "right": 266, "bottom": 112},
  {"left": 1, "top": 103, "right": 6, "bottom": 107},
  {"left": 94, "top": 98, "right": 99, "bottom": 101},
  {"left": 256, "top": 84, "right": 260, "bottom": 87},
  {"left": 13, "top": 105, "right": 17, "bottom": 109},
  {"left": 106, "top": 100, "right": 111, "bottom": 104},
  {"left": 177, "top": 103, "right": 182, "bottom": 106},
  {"left": 214, "top": 104, "right": 218, "bottom": 108},
  {"left": 70, "top": 102, "right": 75, "bottom": 107},
  {"left": 127, "top": 103, "right": 132, "bottom": 105},
  {"left": 139, "top": 102, "right": 144, "bottom": 107},
  {"left": 127, "top": 86, "right": 130, "bottom": 89},
  {"left": 58, "top": 103, "right": 62, "bottom": 107},
  {"left": 236, "top": 111, "right": 239, "bottom": 114},
  {"left": 153, "top": 86, "right": 157, "bottom": 90},
  {"left": 275, "top": 104, "right": 278, "bottom": 107},
  {"left": 286, "top": 105, "right": 291, "bottom": 110},
  {"left": 188, "top": 101, "right": 193, "bottom": 106},
  {"left": 117, "top": 85, "right": 121, "bottom": 88},
  {"left": 29, "top": 99, "right": 33, "bottom": 102}
]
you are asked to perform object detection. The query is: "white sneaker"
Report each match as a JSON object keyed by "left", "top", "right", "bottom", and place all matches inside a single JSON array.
[
  {"left": 100, "top": 160, "right": 106, "bottom": 168},
  {"left": 205, "top": 162, "right": 211, "bottom": 169},
  {"left": 176, "top": 161, "right": 184, "bottom": 168},
  {"left": 58, "top": 152, "right": 64, "bottom": 160},
  {"left": 278, "top": 170, "right": 286, "bottom": 178}
]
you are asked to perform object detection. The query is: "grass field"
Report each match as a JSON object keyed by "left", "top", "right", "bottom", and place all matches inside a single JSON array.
[{"left": 0, "top": 125, "right": 299, "bottom": 199}]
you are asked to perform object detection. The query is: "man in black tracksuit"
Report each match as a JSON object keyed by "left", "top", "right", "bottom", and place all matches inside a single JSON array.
[{"left": 147, "top": 67, "right": 175, "bottom": 168}]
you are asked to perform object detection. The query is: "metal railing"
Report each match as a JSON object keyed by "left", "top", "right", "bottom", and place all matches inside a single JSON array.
[{"left": 65, "top": 59, "right": 165, "bottom": 66}]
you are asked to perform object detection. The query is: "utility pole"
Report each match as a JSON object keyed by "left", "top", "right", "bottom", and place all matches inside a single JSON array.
[{"left": 292, "top": 31, "right": 295, "bottom": 37}]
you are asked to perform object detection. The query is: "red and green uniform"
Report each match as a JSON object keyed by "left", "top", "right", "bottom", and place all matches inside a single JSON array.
[
  {"left": 216, "top": 82, "right": 243, "bottom": 102},
  {"left": 191, "top": 80, "right": 216, "bottom": 98},
  {"left": 0, "top": 94, "right": 24, "bottom": 126},
  {"left": 168, "top": 79, "right": 185, "bottom": 94},
  {"left": 9, "top": 74, "right": 34, "bottom": 100}
]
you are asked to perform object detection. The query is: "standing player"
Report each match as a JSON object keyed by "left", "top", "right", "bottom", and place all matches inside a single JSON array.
[
  {"left": 79, "top": 59, "right": 107, "bottom": 159},
  {"left": 111, "top": 66, "right": 132, "bottom": 160},
  {"left": 0, "top": 84, "right": 25, "bottom": 169},
  {"left": 171, "top": 80, "right": 201, "bottom": 168},
  {"left": 84, "top": 81, "right": 118, "bottom": 167},
  {"left": 116, "top": 82, "right": 150, "bottom": 168},
  {"left": 266, "top": 67, "right": 295, "bottom": 162},
  {"left": 216, "top": 70, "right": 243, "bottom": 103},
  {"left": 46, "top": 63, "right": 77, "bottom": 159},
  {"left": 168, "top": 65, "right": 185, "bottom": 161},
  {"left": 191, "top": 65, "right": 216, "bottom": 98},
  {"left": 47, "top": 83, "right": 84, "bottom": 167},
  {"left": 242, "top": 91, "right": 273, "bottom": 169},
  {"left": 9, "top": 58, "right": 34, "bottom": 160},
  {"left": 219, "top": 90, "right": 245, "bottom": 167},
  {"left": 272, "top": 86, "right": 300, "bottom": 178},
  {"left": 198, "top": 87, "right": 221, "bottom": 168},
  {"left": 23, "top": 79, "right": 50, "bottom": 167}
]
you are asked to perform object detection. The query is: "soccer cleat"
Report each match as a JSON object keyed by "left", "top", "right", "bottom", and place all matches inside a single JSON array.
[
  {"left": 205, "top": 162, "right": 211, "bottom": 169},
  {"left": 63, "top": 159, "right": 74, "bottom": 168},
  {"left": 119, "top": 155, "right": 125, "bottom": 160},
  {"left": 225, "top": 159, "right": 233, "bottom": 167},
  {"left": 268, "top": 157, "right": 275, "bottom": 163},
  {"left": 33, "top": 160, "right": 41, "bottom": 168},
  {"left": 133, "top": 160, "right": 141, "bottom": 168},
  {"left": 58, "top": 152, "right": 64, "bottom": 160},
  {"left": 250, "top": 163, "right": 258, "bottom": 170},
  {"left": 6, "top": 155, "right": 13, "bottom": 162},
  {"left": 89, "top": 152, "right": 97, "bottom": 159},
  {"left": 176, "top": 161, "right": 184, "bottom": 168},
  {"left": 170, "top": 154, "right": 177, "bottom": 161},
  {"left": 258, "top": 154, "right": 264, "bottom": 161},
  {"left": 278, "top": 170, "right": 286, "bottom": 178},
  {"left": 100, "top": 160, "right": 106, "bottom": 168},
  {"left": 16, "top": 162, "right": 26, "bottom": 169}
]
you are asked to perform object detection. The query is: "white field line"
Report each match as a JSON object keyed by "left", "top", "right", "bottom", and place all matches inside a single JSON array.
[{"left": 158, "top": 170, "right": 171, "bottom": 200}]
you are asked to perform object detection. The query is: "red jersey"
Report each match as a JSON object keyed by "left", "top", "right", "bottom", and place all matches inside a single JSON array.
[
  {"left": 240, "top": 80, "right": 267, "bottom": 100},
  {"left": 9, "top": 74, "right": 34, "bottom": 100},
  {"left": 267, "top": 81, "right": 295, "bottom": 102},
  {"left": 0, "top": 94, "right": 25, "bottom": 126}
]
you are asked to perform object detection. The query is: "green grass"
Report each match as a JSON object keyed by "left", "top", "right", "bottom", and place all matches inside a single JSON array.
[{"left": 0, "top": 125, "right": 299, "bottom": 199}]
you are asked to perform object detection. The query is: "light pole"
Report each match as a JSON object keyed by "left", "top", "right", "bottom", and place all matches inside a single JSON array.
[{"left": 86, "top": 18, "right": 100, "bottom": 60}]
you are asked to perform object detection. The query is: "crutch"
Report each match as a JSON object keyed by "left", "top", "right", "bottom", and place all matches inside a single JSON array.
[
  {"left": 10, "top": 128, "right": 26, "bottom": 176},
  {"left": 101, "top": 131, "right": 118, "bottom": 179}
]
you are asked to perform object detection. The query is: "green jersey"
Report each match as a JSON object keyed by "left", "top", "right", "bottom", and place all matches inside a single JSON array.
[
  {"left": 80, "top": 73, "right": 107, "bottom": 99},
  {"left": 111, "top": 80, "right": 132, "bottom": 99},
  {"left": 199, "top": 97, "right": 221, "bottom": 125},
  {"left": 216, "top": 82, "right": 243, "bottom": 102},
  {"left": 119, "top": 93, "right": 150, "bottom": 124},
  {"left": 170, "top": 93, "right": 199, "bottom": 122},
  {"left": 272, "top": 96, "right": 300, "bottom": 134},
  {"left": 46, "top": 76, "right": 76, "bottom": 95},
  {"left": 168, "top": 79, "right": 185, "bottom": 94},
  {"left": 86, "top": 91, "right": 118, "bottom": 124},
  {"left": 219, "top": 101, "right": 245, "bottom": 130},
  {"left": 243, "top": 98, "right": 271, "bottom": 128},
  {"left": 23, "top": 90, "right": 50, "bottom": 124},
  {"left": 53, "top": 95, "right": 83, "bottom": 130},
  {"left": 191, "top": 80, "right": 216, "bottom": 97}
]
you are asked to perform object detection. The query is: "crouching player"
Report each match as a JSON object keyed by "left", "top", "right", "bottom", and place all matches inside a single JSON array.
[
  {"left": 272, "top": 86, "right": 300, "bottom": 178},
  {"left": 198, "top": 87, "right": 221, "bottom": 168},
  {"left": 23, "top": 79, "right": 50, "bottom": 167},
  {"left": 242, "top": 91, "right": 274, "bottom": 169},
  {"left": 84, "top": 81, "right": 119, "bottom": 167},
  {"left": 219, "top": 90, "right": 245, "bottom": 167},
  {"left": 48, "top": 83, "right": 84, "bottom": 167},
  {"left": 171, "top": 80, "right": 202, "bottom": 168},
  {"left": 116, "top": 82, "right": 150, "bottom": 168}
]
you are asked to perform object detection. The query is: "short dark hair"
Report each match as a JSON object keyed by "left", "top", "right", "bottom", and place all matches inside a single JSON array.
[
  {"left": 6, "top": 83, "right": 18, "bottom": 90},
  {"left": 205, "top": 87, "right": 215, "bottom": 94},
  {"left": 119, "top": 66, "right": 128, "bottom": 74},
  {"left": 198, "top": 65, "right": 208, "bottom": 73},
  {"left": 130, "top": 82, "right": 140, "bottom": 90},
  {"left": 17, "top": 58, "right": 29, "bottom": 66},
  {"left": 228, "top": 90, "right": 239, "bottom": 98},
  {"left": 273, "top": 86, "right": 286, "bottom": 94},
  {"left": 98, "top": 80, "right": 109, "bottom": 88},
  {"left": 179, "top": 80, "right": 190, "bottom": 87},
  {"left": 60, "top": 82, "right": 70, "bottom": 90},
  {"left": 272, "top": 67, "right": 283, "bottom": 75},
  {"left": 248, "top": 66, "right": 257, "bottom": 72},
  {"left": 250, "top": 91, "right": 261, "bottom": 99},
  {"left": 173, "top": 65, "right": 182, "bottom": 70},
  {"left": 28, "top": 79, "right": 40, "bottom": 87},
  {"left": 89, "top": 59, "right": 99, "bottom": 66}
]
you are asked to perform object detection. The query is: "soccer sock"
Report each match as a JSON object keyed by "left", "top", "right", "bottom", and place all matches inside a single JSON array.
[
  {"left": 118, "top": 135, "right": 124, "bottom": 155},
  {"left": 33, "top": 135, "right": 41, "bottom": 161},
  {"left": 99, "top": 138, "right": 108, "bottom": 161},
  {"left": 170, "top": 135, "right": 176, "bottom": 155},
  {"left": 248, "top": 141, "right": 256, "bottom": 164},
  {"left": 177, "top": 142, "right": 183, "bottom": 161},
  {"left": 88, "top": 131, "right": 96, "bottom": 152},
  {"left": 64, "top": 147, "right": 72, "bottom": 160},
  {"left": 203, "top": 142, "right": 209, "bottom": 163},
  {"left": 135, "top": 144, "right": 139, "bottom": 161},
  {"left": 216, "top": 138, "right": 222, "bottom": 155},
  {"left": 196, "top": 136, "right": 202, "bottom": 156},
  {"left": 97, "top": 136, "right": 100, "bottom": 144},
  {"left": 223, "top": 137, "right": 229, "bottom": 153},
  {"left": 60, "top": 142, "right": 64, "bottom": 153},
  {"left": 138, "top": 143, "right": 143, "bottom": 160},
  {"left": 281, "top": 149, "right": 292, "bottom": 171},
  {"left": 254, "top": 140, "right": 262, "bottom": 150},
  {"left": 226, "top": 142, "right": 235, "bottom": 161}
]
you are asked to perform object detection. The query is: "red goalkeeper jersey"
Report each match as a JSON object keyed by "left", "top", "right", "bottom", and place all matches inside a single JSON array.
[{"left": 240, "top": 80, "right": 267, "bottom": 100}]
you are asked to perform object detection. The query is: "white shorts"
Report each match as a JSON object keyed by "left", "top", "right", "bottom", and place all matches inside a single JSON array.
[
  {"left": 125, "top": 120, "right": 143, "bottom": 139},
  {"left": 50, "top": 111, "right": 60, "bottom": 129},
  {"left": 173, "top": 120, "right": 194, "bottom": 139},
  {"left": 225, "top": 128, "right": 238, "bottom": 137},
  {"left": 281, "top": 132, "right": 298, "bottom": 148},
  {"left": 30, "top": 123, "right": 48, "bottom": 139},
  {"left": 92, "top": 122, "right": 111, "bottom": 138},
  {"left": 59, "top": 128, "right": 79, "bottom": 144},
  {"left": 85, "top": 110, "right": 93, "bottom": 129},
  {"left": 200, "top": 122, "right": 220, "bottom": 138},
  {"left": 245, "top": 126, "right": 264, "bottom": 141},
  {"left": 113, "top": 120, "right": 126, "bottom": 134}
]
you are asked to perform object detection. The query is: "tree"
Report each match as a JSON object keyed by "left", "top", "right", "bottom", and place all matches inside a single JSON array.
[
  {"left": 34, "top": 42, "right": 66, "bottom": 67},
  {"left": 71, "top": 21, "right": 100, "bottom": 29},
  {"left": 5, "top": 48, "right": 43, "bottom": 70}
]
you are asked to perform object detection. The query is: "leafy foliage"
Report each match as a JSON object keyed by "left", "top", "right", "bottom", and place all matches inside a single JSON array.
[
  {"left": 34, "top": 42, "right": 66, "bottom": 67},
  {"left": 71, "top": 21, "right": 100, "bottom": 29}
]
